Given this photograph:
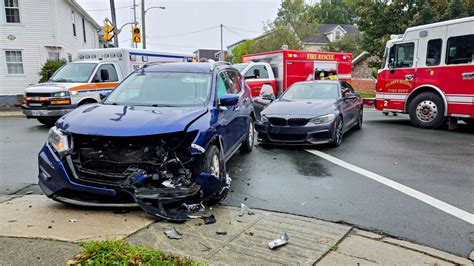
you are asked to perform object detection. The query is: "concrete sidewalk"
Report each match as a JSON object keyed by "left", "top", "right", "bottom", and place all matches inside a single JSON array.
[
  {"left": 0, "top": 195, "right": 471, "bottom": 265},
  {"left": 0, "top": 107, "right": 24, "bottom": 118}
]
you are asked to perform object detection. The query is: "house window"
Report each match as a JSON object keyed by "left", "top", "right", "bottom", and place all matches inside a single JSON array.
[
  {"left": 335, "top": 31, "right": 341, "bottom": 40},
  {"left": 4, "top": 0, "right": 20, "bottom": 23},
  {"left": 82, "top": 18, "right": 86, "bottom": 43},
  {"left": 5, "top": 50, "right": 24, "bottom": 74},
  {"left": 48, "top": 52, "right": 60, "bottom": 60},
  {"left": 71, "top": 11, "right": 76, "bottom": 36}
]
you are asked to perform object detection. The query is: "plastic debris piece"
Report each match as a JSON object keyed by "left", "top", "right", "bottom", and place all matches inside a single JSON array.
[
  {"left": 268, "top": 232, "right": 289, "bottom": 250},
  {"left": 216, "top": 229, "right": 227, "bottom": 235},
  {"left": 69, "top": 219, "right": 77, "bottom": 223},
  {"left": 164, "top": 227, "right": 182, "bottom": 240},
  {"left": 239, "top": 203, "right": 255, "bottom": 216},
  {"left": 183, "top": 202, "right": 205, "bottom": 213},
  {"left": 202, "top": 214, "right": 216, "bottom": 224}
]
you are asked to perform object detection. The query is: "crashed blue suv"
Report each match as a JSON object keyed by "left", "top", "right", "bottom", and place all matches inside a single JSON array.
[{"left": 38, "top": 62, "right": 255, "bottom": 221}]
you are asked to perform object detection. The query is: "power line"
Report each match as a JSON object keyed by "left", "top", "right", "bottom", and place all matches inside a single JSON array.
[
  {"left": 86, "top": 5, "right": 133, "bottom": 12},
  {"left": 223, "top": 26, "right": 250, "bottom": 38},
  {"left": 146, "top": 25, "right": 220, "bottom": 39},
  {"left": 225, "top": 25, "right": 262, "bottom": 34}
]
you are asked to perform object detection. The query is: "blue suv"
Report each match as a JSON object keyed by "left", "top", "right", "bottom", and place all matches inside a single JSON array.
[{"left": 38, "top": 62, "right": 255, "bottom": 220}]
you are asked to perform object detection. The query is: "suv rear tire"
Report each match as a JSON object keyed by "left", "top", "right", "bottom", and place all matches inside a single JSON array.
[
  {"left": 409, "top": 92, "right": 445, "bottom": 129},
  {"left": 240, "top": 116, "right": 254, "bottom": 153}
]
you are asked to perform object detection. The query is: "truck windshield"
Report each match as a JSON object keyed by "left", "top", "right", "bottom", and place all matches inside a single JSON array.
[
  {"left": 50, "top": 63, "right": 97, "bottom": 83},
  {"left": 233, "top": 63, "right": 248, "bottom": 73},
  {"left": 281, "top": 83, "right": 339, "bottom": 101},
  {"left": 104, "top": 72, "right": 211, "bottom": 107}
]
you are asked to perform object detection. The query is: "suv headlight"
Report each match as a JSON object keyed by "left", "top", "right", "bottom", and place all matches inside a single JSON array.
[
  {"left": 261, "top": 115, "right": 269, "bottom": 123},
  {"left": 310, "top": 114, "right": 335, "bottom": 124},
  {"left": 52, "top": 91, "right": 70, "bottom": 97},
  {"left": 48, "top": 127, "right": 72, "bottom": 155}
]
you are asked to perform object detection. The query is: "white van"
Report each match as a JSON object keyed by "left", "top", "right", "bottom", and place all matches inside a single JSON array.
[{"left": 22, "top": 48, "right": 194, "bottom": 126}]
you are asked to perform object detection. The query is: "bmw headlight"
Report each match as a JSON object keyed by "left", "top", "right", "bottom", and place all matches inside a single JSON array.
[
  {"left": 310, "top": 114, "right": 335, "bottom": 124},
  {"left": 48, "top": 127, "right": 72, "bottom": 155},
  {"left": 261, "top": 115, "right": 269, "bottom": 123},
  {"left": 52, "top": 91, "right": 70, "bottom": 97}
]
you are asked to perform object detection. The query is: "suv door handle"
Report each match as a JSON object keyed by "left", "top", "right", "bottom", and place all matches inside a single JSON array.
[
  {"left": 405, "top": 74, "right": 414, "bottom": 81},
  {"left": 462, "top": 72, "right": 474, "bottom": 80}
]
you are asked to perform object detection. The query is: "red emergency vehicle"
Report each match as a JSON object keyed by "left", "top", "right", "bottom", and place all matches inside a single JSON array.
[
  {"left": 236, "top": 50, "right": 352, "bottom": 97},
  {"left": 376, "top": 17, "right": 474, "bottom": 129}
]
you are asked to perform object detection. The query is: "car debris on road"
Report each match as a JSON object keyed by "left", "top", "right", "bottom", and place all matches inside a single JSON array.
[
  {"left": 268, "top": 232, "right": 289, "bottom": 250},
  {"left": 164, "top": 227, "right": 182, "bottom": 240}
]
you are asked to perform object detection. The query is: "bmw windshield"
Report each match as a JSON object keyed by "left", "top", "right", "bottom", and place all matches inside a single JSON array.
[
  {"left": 50, "top": 63, "right": 97, "bottom": 83},
  {"left": 104, "top": 72, "right": 212, "bottom": 107},
  {"left": 280, "top": 83, "right": 340, "bottom": 101}
]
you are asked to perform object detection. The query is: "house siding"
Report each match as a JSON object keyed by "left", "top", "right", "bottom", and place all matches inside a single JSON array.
[{"left": 0, "top": 0, "right": 99, "bottom": 96}]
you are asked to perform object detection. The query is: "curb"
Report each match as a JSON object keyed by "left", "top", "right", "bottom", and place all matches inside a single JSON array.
[{"left": 0, "top": 111, "right": 25, "bottom": 118}]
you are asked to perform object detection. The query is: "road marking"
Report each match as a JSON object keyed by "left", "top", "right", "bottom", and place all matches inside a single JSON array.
[{"left": 306, "top": 149, "right": 474, "bottom": 225}]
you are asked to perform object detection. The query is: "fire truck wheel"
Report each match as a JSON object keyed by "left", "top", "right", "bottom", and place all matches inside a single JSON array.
[
  {"left": 409, "top": 92, "right": 445, "bottom": 129},
  {"left": 37, "top": 118, "right": 57, "bottom": 127}
]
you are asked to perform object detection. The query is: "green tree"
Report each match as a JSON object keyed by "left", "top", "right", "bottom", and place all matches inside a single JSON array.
[
  {"left": 322, "top": 34, "right": 364, "bottom": 56},
  {"left": 273, "top": 0, "right": 318, "bottom": 41},
  {"left": 228, "top": 40, "right": 256, "bottom": 63},
  {"left": 254, "top": 26, "right": 304, "bottom": 53},
  {"left": 311, "top": 0, "right": 355, "bottom": 24},
  {"left": 39, "top": 59, "right": 67, "bottom": 83}
]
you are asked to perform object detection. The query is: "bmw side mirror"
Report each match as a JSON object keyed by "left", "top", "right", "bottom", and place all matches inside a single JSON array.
[
  {"left": 344, "top": 92, "right": 357, "bottom": 100},
  {"left": 99, "top": 91, "right": 111, "bottom": 101},
  {"left": 219, "top": 94, "right": 239, "bottom": 106}
]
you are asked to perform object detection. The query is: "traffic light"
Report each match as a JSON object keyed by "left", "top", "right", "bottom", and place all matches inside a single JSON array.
[
  {"left": 132, "top": 26, "right": 141, "bottom": 43},
  {"left": 103, "top": 24, "right": 114, "bottom": 42}
]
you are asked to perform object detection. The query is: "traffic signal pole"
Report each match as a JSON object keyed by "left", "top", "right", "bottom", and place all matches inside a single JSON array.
[
  {"left": 109, "top": 0, "right": 119, "bottom": 47},
  {"left": 141, "top": 0, "right": 146, "bottom": 49}
]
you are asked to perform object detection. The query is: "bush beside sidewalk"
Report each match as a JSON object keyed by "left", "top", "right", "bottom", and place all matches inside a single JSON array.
[{"left": 0, "top": 194, "right": 471, "bottom": 265}]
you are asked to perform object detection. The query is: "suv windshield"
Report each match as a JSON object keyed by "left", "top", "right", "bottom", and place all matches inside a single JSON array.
[
  {"left": 50, "top": 63, "right": 97, "bottom": 83},
  {"left": 104, "top": 72, "right": 212, "bottom": 107},
  {"left": 233, "top": 63, "right": 248, "bottom": 73},
  {"left": 281, "top": 83, "right": 340, "bottom": 101}
]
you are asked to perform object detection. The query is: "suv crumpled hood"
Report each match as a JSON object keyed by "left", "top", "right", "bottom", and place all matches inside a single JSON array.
[{"left": 57, "top": 104, "right": 208, "bottom": 136}]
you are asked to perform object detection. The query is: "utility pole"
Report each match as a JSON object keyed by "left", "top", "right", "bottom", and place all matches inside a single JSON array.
[
  {"left": 220, "top": 24, "right": 223, "bottom": 61},
  {"left": 141, "top": 0, "right": 146, "bottom": 49},
  {"left": 109, "top": 0, "right": 119, "bottom": 47},
  {"left": 132, "top": 0, "right": 137, "bottom": 48}
]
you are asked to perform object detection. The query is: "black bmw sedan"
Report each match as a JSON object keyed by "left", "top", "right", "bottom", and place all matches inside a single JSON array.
[{"left": 255, "top": 80, "right": 363, "bottom": 146}]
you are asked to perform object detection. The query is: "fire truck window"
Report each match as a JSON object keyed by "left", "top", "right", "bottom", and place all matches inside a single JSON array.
[
  {"left": 246, "top": 65, "right": 269, "bottom": 79},
  {"left": 389, "top": 42, "right": 414, "bottom": 68},
  {"left": 426, "top": 39, "right": 442, "bottom": 66},
  {"left": 446, "top": 34, "right": 474, "bottom": 65}
]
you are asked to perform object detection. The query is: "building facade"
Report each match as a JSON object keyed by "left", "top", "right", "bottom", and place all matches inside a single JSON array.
[
  {"left": 0, "top": 0, "right": 100, "bottom": 97},
  {"left": 303, "top": 24, "right": 360, "bottom": 52}
]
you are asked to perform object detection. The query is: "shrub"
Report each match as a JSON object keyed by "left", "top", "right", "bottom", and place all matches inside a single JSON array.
[{"left": 39, "top": 59, "right": 67, "bottom": 83}]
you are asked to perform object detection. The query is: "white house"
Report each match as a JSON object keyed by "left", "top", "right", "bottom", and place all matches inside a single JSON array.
[
  {"left": 0, "top": 0, "right": 101, "bottom": 98},
  {"left": 303, "top": 24, "right": 360, "bottom": 52}
]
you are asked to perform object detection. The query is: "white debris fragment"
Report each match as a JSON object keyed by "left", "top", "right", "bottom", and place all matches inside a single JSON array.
[
  {"left": 164, "top": 227, "right": 182, "bottom": 240},
  {"left": 268, "top": 232, "right": 289, "bottom": 250},
  {"left": 239, "top": 203, "right": 255, "bottom": 216}
]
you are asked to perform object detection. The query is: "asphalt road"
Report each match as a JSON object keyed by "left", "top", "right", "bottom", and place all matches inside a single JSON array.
[{"left": 0, "top": 111, "right": 473, "bottom": 257}]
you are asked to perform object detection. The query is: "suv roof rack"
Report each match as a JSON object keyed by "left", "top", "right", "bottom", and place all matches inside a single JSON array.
[{"left": 211, "top": 61, "right": 231, "bottom": 70}]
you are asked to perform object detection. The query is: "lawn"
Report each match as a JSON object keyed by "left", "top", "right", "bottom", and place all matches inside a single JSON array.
[{"left": 71, "top": 240, "right": 201, "bottom": 266}]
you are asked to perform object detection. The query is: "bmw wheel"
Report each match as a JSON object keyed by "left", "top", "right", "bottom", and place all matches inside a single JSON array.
[
  {"left": 240, "top": 116, "right": 254, "bottom": 153},
  {"left": 356, "top": 109, "right": 363, "bottom": 130},
  {"left": 331, "top": 117, "right": 343, "bottom": 147}
]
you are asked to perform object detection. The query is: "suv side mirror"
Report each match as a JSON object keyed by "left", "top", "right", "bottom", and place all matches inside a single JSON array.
[
  {"left": 100, "top": 69, "right": 109, "bottom": 82},
  {"left": 220, "top": 94, "right": 239, "bottom": 106}
]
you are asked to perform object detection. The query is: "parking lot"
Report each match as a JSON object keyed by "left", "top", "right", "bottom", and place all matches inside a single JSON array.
[{"left": 1, "top": 109, "right": 473, "bottom": 257}]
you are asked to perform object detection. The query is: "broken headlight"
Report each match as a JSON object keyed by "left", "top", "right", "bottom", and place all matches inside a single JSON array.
[
  {"left": 261, "top": 115, "right": 269, "bottom": 123},
  {"left": 310, "top": 114, "right": 335, "bottom": 124},
  {"left": 48, "top": 127, "right": 72, "bottom": 156}
]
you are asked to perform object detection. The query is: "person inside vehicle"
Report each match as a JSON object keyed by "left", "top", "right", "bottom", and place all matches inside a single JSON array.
[{"left": 328, "top": 70, "right": 338, "bottom": 80}]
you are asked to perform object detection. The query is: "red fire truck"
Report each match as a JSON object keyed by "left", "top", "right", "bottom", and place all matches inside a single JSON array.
[
  {"left": 235, "top": 50, "right": 352, "bottom": 97},
  {"left": 376, "top": 17, "right": 474, "bottom": 129}
]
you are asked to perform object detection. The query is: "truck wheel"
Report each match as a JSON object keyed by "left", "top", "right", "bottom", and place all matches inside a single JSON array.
[
  {"left": 240, "top": 116, "right": 254, "bottom": 153},
  {"left": 408, "top": 92, "right": 445, "bottom": 129},
  {"left": 37, "top": 118, "right": 57, "bottom": 127},
  {"left": 196, "top": 145, "right": 228, "bottom": 205}
]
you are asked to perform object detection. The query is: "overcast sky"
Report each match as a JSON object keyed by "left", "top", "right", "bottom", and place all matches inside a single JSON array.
[{"left": 76, "top": 0, "right": 281, "bottom": 53}]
